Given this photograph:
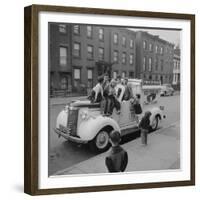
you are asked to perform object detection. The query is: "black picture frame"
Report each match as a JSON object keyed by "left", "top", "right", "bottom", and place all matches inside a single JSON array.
[{"left": 24, "top": 4, "right": 195, "bottom": 195}]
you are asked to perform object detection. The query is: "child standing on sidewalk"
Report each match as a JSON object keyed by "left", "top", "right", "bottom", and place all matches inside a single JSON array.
[
  {"left": 105, "top": 130, "right": 128, "bottom": 172},
  {"left": 139, "top": 111, "right": 152, "bottom": 146}
]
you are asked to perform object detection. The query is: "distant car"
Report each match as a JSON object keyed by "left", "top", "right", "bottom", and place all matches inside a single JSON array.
[{"left": 160, "top": 84, "right": 174, "bottom": 96}]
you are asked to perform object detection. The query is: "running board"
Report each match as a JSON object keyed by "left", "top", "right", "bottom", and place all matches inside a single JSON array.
[{"left": 121, "top": 126, "right": 139, "bottom": 136}]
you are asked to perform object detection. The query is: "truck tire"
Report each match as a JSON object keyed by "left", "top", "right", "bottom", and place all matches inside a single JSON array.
[
  {"left": 89, "top": 130, "right": 110, "bottom": 153},
  {"left": 151, "top": 116, "right": 159, "bottom": 131}
]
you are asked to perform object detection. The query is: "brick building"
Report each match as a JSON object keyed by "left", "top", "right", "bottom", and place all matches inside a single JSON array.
[
  {"left": 49, "top": 24, "right": 176, "bottom": 97},
  {"left": 110, "top": 28, "right": 136, "bottom": 79},
  {"left": 172, "top": 47, "right": 180, "bottom": 90},
  {"left": 135, "top": 31, "right": 174, "bottom": 84},
  {"left": 49, "top": 23, "right": 137, "bottom": 96}
]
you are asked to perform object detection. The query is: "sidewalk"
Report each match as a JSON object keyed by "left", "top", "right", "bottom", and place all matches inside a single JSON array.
[{"left": 54, "top": 122, "right": 180, "bottom": 175}]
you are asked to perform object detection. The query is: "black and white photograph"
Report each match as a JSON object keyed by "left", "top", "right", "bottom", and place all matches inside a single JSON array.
[{"left": 49, "top": 23, "right": 181, "bottom": 176}]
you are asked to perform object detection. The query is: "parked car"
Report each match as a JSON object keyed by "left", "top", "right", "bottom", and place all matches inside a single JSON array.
[
  {"left": 54, "top": 79, "right": 166, "bottom": 152},
  {"left": 160, "top": 84, "right": 174, "bottom": 96}
]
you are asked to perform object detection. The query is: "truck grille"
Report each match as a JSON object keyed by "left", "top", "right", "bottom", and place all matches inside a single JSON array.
[{"left": 67, "top": 107, "right": 79, "bottom": 137}]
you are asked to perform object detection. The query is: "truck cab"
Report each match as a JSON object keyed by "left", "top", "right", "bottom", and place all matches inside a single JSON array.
[{"left": 54, "top": 79, "right": 165, "bottom": 152}]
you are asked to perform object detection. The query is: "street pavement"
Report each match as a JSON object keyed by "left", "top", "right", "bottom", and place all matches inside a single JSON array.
[
  {"left": 54, "top": 122, "right": 180, "bottom": 175},
  {"left": 49, "top": 93, "right": 180, "bottom": 175}
]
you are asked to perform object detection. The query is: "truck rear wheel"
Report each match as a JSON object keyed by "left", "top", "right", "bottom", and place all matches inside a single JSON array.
[
  {"left": 151, "top": 116, "right": 159, "bottom": 131},
  {"left": 89, "top": 130, "right": 110, "bottom": 153}
]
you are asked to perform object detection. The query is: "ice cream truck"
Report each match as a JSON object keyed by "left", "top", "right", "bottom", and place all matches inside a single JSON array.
[{"left": 54, "top": 79, "right": 165, "bottom": 152}]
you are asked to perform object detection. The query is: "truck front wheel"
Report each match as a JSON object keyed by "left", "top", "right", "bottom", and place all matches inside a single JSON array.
[{"left": 89, "top": 130, "right": 110, "bottom": 153}]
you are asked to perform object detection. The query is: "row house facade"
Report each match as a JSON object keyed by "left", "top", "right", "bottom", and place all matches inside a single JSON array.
[
  {"left": 172, "top": 47, "right": 180, "bottom": 90},
  {"left": 135, "top": 31, "right": 174, "bottom": 84},
  {"left": 49, "top": 23, "right": 137, "bottom": 94}
]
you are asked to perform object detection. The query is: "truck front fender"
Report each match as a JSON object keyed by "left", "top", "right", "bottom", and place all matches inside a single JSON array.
[{"left": 77, "top": 115, "right": 121, "bottom": 141}]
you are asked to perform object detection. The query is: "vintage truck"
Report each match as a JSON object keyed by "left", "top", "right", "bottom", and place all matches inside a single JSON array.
[{"left": 54, "top": 79, "right": 165, "bottom": 152}]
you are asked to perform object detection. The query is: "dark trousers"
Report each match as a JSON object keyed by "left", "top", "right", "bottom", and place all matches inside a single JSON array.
[{"left": 103, "top": 96, "right": 120, "bottom": 115}]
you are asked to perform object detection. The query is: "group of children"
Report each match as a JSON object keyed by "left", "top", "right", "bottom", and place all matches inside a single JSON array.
[{"left": 88, "top": 74, "right": 133, "bottom": 115}]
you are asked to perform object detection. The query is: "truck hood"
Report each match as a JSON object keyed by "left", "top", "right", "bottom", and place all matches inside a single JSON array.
[{"left": 70, "top": 100, "right": 100, "bottom": 108}]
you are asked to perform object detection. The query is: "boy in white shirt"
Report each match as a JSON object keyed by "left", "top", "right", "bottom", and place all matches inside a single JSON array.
[{"left": 88, "top": 76, "right": 104, "bottom": 103}]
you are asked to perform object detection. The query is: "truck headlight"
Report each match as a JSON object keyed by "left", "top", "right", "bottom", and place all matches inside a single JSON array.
[{"left": 80, "top": 110, "right": 89, "bottom": 120}]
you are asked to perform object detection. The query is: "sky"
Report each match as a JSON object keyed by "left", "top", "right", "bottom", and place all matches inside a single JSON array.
[{"left": 130, "top": 28, "right": 181, "bottom": 47}]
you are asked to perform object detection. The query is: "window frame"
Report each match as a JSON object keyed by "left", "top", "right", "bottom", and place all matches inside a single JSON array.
[
  {"left": 73, "top": 25, "right": 80, "bottom": 35},
  {"left": 99, "top": 28, "right": 104, "bottom": 41},
  {"left": 113, "top": 33, "right": 118, "bottom": 44},
  {"left": 122, "top": 52, "right": 126, "bottom": 64},
  {"left": 73, "top": 42, "right": 81, "bottom": 58},
  {"left": 87, "top": 45, "right": 94, "bottom": 60},
  {"left": 98, "top": 47, "right": 104, "bottom": 61},
  {"left": 87, "top": 26, "right": 92, "bottom": 38},
  {"left": 59, "top": 46, "right": 68, "bottom": 66},
  {"left": 59, "top": 24, "right": 67, "bottom": 33}
]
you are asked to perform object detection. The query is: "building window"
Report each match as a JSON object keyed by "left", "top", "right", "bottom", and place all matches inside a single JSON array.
[
  {"left": 59, "top": 24, "right": 66, "bottom": 33},
  {"left": 122, "top": 36, "right": 126, "bottom": 46},
  {"left": 143, "top": 57, "right": 146, "bottom": 71},
  {"left": 87, "top": 26, "right": 92, "bottom": 38},
  {"left": 87, "top": 45, "right": 93, "bottom": 59},
  {"left": 160, "top": 46, "right": 164, "bottom": 54},
  {"left": 122, "top": 52, "right": 126, "bottom": 64},
  {"left": 148, "top": 58, "right": 152, "bottom": 71},
  {"left": 59, "top": 46, "right": 67, "bottom": 66},
  {"left": 161, "top": 60, "right": 164, "bottom": 71},
  {"left": 130, "top": 39, "right": 134, "bottom": 48},
  {"left": 149, "top": 43, "right": 153, "bottom": 51},
  {"left": 129, "top": 54, "right": 133, "bottom": 65},
  {"left": 74, "top": 68, "right": 81, "bottom": 88},
  {"left": 74, "top": 68, "right": 81, "bottom": 80},
  {"left": 122, "top": 72, "right": 126, "bottom": 78},
  {"left": 73, "top": 43, "right": 81, "bottom": 58},
  {"left": 129, "top": 71, "right": 134, "bottom": 78},
  {"left": 113, "top": 50, "right": 119, "bottom": 63},
  {"left": 87, "top": 69, "right": 93, "bottom": 88},
  {"left": 113, "top": 71, "right": 117, "bottom": 79},
  {"left": 99, "top": 28, "right": 104, "bottom": 40},
  {"left": 113, "top": 33, "right": 118, "bottom": 44},
  {"left": 155, "top": 57, "right": 158, "bottom": 71},
  {"left": 143, "top": 41, "right": 147, "bottom": 50},
  {"left": 73, "top": 25, "right": 80, "bottom": 35},
  {"left": 98, "top": 47, "right": 104, "bottom": 60},
  {"left": 155, "top": 45, "right": 158, "bottom": 53},
  {"left": 87, "top": 69, "right": 93, "bottom": 80}
]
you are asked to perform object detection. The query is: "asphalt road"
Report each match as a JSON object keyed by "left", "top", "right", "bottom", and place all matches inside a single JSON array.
[{"left": 48, "top": 94, "right": 180, "bottom": 175}]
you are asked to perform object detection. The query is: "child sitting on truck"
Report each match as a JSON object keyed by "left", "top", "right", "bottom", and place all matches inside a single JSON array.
[
  {"left": 88, "top": 76, "right": 104, "bottom": 103},
  {"left": 104, "top": 79, "right": 120, "bottom": 115}
]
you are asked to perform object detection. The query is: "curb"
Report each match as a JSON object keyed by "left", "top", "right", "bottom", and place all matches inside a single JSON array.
[{"left": 53, "top": 121, "right": 179, "bottom": 176}]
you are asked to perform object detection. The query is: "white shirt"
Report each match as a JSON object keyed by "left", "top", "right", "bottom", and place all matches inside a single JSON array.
[
  {"left": 93, "top": 83, "right": 103, "bottom": 102},
  {"left": 115, "top": 83, "right": 125, "bottom": 102}
]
